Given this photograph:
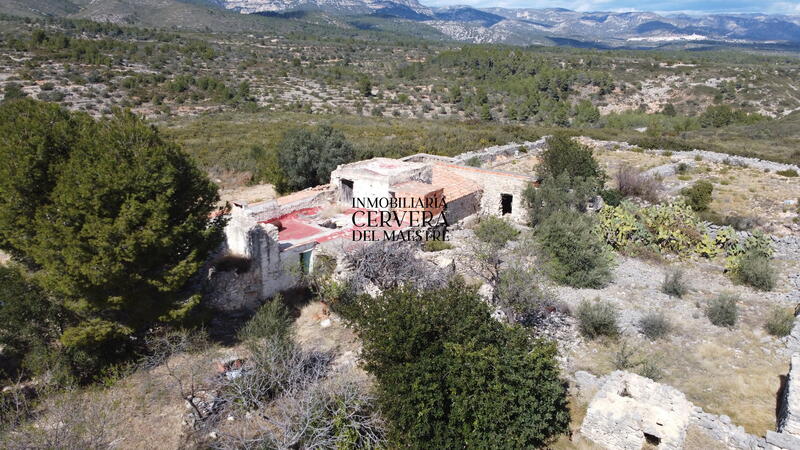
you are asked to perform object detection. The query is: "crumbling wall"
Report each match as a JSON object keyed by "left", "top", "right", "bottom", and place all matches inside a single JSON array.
[
  {"left": 578, "top": 361, "right": 800, "bottom": 450},
  {"left": 452, "top": 138, "right": 547, "bottom": 165},
  {"left": 580, "top": 371, "right": 693, "bottom": 450},
  {"left": 778, "top": 354, "right": 800, "bottom": 437},
  {"left": 233, "top": 186, "right": 333, "bottom": 223},
  {"left": 211, "top": 207, "right": 314, "bottom": 310},
  {"left": 439, "top": 164, "right": 533, "bottom": 223}
]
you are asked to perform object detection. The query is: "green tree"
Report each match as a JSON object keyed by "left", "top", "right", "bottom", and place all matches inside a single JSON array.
[
  {"left": 357, "top": 76, "right": 372, "bottom": 97},
  {"left": 0, "top": 99, "right": 90, "bottom": 261},
  {"left": 349, "top": 280, "right": 569, "bottom": 448},
  {"left": 681, "top": 180, "right": 713, "bottom": 211},
  {"left": 0, "top": 266, "right": 66, "bottom": 380},
  {"left": 278, "top": 125, "right": 355, "bottom": 192},
  {"left": 535, "top": 210, "right": 613, "bottom": 288},
  {"left": 0, "top": 100, "right": 224, "bottom": 374},
  {"left": 523, "top": 172, "right": 598, "bottom": 227},
  {"left": 537, "top": 132, "right": 605, "bottom": 186},
  {"left": 573, "top": 100, "right": 600, "bottom": 126},
  {"left": 2, "top": 83, "right": 27, "bottom": 102}
]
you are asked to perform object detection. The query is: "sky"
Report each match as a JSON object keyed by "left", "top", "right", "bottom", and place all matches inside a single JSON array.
[{"left": 421, "top": 0, "right": 800, "bottom": 15}]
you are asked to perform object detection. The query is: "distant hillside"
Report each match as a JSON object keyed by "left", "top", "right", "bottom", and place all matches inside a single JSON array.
[
  {"left": 0, "top": 0, "right": 86, "bottom": 17},
  {"left": 2, "top": 0, "right": 800, "bottom": 50}
]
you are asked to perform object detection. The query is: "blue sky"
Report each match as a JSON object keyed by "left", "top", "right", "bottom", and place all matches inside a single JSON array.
[{"left": 421, "top": 0, "right": 800, "bottom": 15}]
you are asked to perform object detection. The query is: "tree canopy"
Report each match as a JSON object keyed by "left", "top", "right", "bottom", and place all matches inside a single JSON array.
[
  {"left": 277, "top": 124, "right": 355, "bottom": 192},
  {"left": 347, "top": 279, "right": 570, "bottom": 448},
  {"left": 0, "top": 99, "right": 224, "bottom": 374},
  {"left": 537, "top": 132, "right": 605, "bottom": 184}
]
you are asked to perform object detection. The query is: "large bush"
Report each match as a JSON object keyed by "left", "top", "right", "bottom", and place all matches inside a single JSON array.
[
  {"left": 537, "top": 132, "right": 605, "bottom": 184},
  {"left": 535, "top": 210, "right": 613, "bottom": 288},
  {"left": 523, "top": 172, "right": 598, "bottom": 226},
  {"left": 0, "top": 99, "right": 224, "bottom": 378},
  {"left": 615, "top": 165, "right": 661, "bottom": 203},
  {"left": 494, "top": 266, "right": 558, "bottom": 324},
  {"left": 724, "top": 231, "right": 776, "bottom": 290},
  {"left": 735, "top": 250, "right": 776, "bottom": 291},
  {"left": 348, "top": 280, "right": 570, "bottom": 448},
  {"left": 474, "top": 215, "right": 519, "bottom": 247},
  {"left": 597, "top": 201, "right": 712, "bottom": 256},
  {"left": 277, "top": 124, "right": 355, "bottom": 192},
  {"left": 576, "top": 299, "right": 620, "bottom": 339},
  {"left": 707, "top": 293, "right": 739, "bottom": 328},
  {"left": 0, "top": 266, "right": 66, "bottom": 380},
  {"left": 682, "top": 180, "right": 713, "bottom": 212}
]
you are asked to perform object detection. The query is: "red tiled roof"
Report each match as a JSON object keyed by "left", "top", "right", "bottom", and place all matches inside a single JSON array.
[{"left": 431, "top": 165, "right": 482, "bottom": 202}]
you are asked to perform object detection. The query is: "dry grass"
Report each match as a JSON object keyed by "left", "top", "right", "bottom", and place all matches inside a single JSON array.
[
  {"left": 566, "top": 255, "right": 799, "bottom": 438},
  {"left": 549, "top": 397, "right": 604, "bottom": 450},
  {"left": 571, "top": 323, "right": 787, "bottom": 436},
  {"left": 219, "top": 183, "right": 277, "bottom": 205}
]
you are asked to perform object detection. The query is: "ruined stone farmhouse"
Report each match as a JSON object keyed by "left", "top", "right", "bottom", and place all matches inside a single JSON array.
[{"left": 212, "top": 153, "right": 534, "bottom": 310}]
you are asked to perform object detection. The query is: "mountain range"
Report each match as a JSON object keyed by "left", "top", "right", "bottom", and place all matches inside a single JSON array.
[{"left": 4, "top": 0, "right": 800, "bottom": 48}]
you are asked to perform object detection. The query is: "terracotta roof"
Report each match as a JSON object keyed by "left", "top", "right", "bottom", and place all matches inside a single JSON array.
[{"left": 431, "top": 165, "right": 482, "bottom": 202}]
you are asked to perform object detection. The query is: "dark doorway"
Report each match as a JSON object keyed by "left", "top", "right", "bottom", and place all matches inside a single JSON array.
[
  {"left": 643, "top": 432, "right": 661, "bottom": 446},
  {"left": 340, "top": 179, "right": 354, "bottom": 204},
  {"left": 500, "top": 194, "right": 513, "bottom": 215},
  {"left": 299, "top": 250, "right": 313, "bottom": 274}
]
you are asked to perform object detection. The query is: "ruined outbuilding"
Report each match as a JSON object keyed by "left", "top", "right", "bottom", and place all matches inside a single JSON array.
[
  {"left": 579, "top": 355, "right": 800, "bottom": 450},
  {"left": 580, "top": 371, "right": 693, "bottom": 450}
]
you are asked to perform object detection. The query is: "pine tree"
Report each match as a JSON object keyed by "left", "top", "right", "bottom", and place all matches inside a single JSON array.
[{"left": 0, "top": 100, "right": 224, "bottom": 371}]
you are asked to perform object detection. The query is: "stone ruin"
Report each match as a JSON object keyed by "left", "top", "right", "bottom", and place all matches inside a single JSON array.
[
  {"left": 578, "top": 354, "right": 800, "bottom": 450},
  {"left": 580, "top": 371, "right": 693, "bottom": 450}
]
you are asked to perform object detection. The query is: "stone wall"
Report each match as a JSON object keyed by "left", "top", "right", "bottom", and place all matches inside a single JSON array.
[
  {"left": 576, "top": 136, "right": 800, "bottom": 175},
  {"left": 578, "top": 359, "right": 800, "bottom": 450},
  {"left": 452, "top": 137, "right": 547, "bottom": 165},
  {"left": 443, "top": 190, "right": 481, "bottom": 225},
  {"left": 580, "top": 371, "right": 694, "bottom": 450},
  {"left": 438, "top": 164, "right": 533, "bottom": 223},
  {"left": 778, "top": 354, "right": 800, "bottom": 437},
  {"left": 211, "top": 206, "right": 314, "bottom": 311}
]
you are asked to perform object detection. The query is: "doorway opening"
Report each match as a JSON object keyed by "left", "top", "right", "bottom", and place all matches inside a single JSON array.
[
  {"left": 340, "top": 179, "right": 354, "bottom": 204},
  {"left": 500, "top": 194, "right": 513, "bottom": 215}
]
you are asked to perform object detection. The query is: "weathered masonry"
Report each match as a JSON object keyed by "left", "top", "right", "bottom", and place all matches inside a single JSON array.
[{"left": 211, "top": 154, "right": 534, "bottom": 310}]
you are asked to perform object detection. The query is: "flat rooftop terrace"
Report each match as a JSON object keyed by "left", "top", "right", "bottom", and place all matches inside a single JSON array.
[{"left": 261, "top": 205, "right": 414, "bottom": 249}]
